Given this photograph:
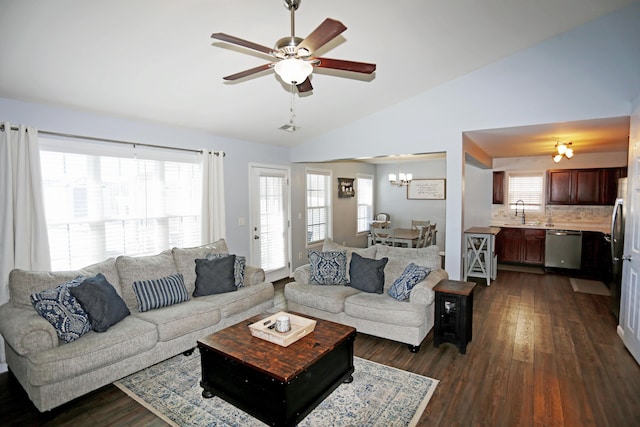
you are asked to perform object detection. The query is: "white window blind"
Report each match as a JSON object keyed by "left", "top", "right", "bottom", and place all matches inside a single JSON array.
[
  {"left": 356, "top": 174, "right": 373, "bottom": 233},
  {"left": 306, "top": 169, "right": 331, "bottom": 244},
  {"left": 40, "top": 140, "right": 202, "bottom": 270},
  {"left": 507, "top": 172, "right": 544, "bottom": 211},
  {"left": 259, "top": 174, "right": 287, "bottom": 272}
]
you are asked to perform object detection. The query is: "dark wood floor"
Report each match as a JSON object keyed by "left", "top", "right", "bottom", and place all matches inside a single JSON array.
[{"left": 2, "top": 271, "right": 639, "bottom": 426}]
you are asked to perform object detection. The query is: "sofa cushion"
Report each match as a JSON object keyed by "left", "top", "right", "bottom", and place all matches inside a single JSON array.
[
  {"left": 197, "top": 281, "right": 275, "bottom": 318},
  {"left": 206, "top": 253, "right": 246, "bottom": 287},
  {"left": 309, "top": 250, "right": 348, "bottom": 285},
  {"left": 171, "top": 240, "right": 229, "bottom": 294},
  {"left": 374, "top": 244, "right": 441, "bottom": 290},
  {"left": 9, "top": 258, "right": 120, "bottom": 309},
  {"left": 133, "top": 300, "right": 221, "bottom": 342},
  {"left": 344, "top": 293, "right": 427, "bottom": 327},
  {"left": 132, "top": 273, "right": 190, "bottom": 312},
  {"left": 27, "top": 316, "right": 157, "bottom": 386},
  {"left": 322, "top": 238, "right": 376, "bottom": 281},
  {"left": 116, "top": 250, "right": 178, "bottom": 312},
  {"left": 193, "top": 256, "right": 237, "bottom": 296},
  {"left": 349, "top": 253, "right": 388, "bottom": 294},
  {"left": 30, "top": 276, "right": 92, "bottom": 343},
  {"left": 70, "top": 273, "right": 130, "bottom": 332},
  {"left": 284, "top": 282, "right": 361, "bottom": 314},
  {"left": 388, "top": 263, "right": 431, "bottom": 301}
]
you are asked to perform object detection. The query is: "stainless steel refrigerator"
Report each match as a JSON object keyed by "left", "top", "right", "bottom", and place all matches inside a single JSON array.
[{"left": 609, "top": 177, "right": 627, "bottom": 320}]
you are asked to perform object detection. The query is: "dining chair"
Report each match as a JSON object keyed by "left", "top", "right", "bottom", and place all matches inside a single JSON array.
[
  {"left": 411, "top": 220, "right": 430, "bottom": 248},
  {"left": 371, "top": 226, "right": 396, "bottom": 246},
  {"left": 424, "top": 223, "right": 437, "bottom": 247}
]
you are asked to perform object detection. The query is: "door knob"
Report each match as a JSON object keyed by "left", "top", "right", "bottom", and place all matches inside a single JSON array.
[
  {"left": 254, "top": 235, "right": 260, "bottom": 240},
  {"left": 622, "top": 255, "right": 632, "bottom": 261}
]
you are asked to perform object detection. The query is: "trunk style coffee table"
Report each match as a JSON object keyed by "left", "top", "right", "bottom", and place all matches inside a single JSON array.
[{"left": 197, "top": 313, "right": 356, "bottom": 427}]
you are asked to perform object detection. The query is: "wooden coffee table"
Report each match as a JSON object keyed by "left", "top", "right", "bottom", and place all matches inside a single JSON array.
[{"left": 197, "top": 313, "right": 356, "bottom": 427}]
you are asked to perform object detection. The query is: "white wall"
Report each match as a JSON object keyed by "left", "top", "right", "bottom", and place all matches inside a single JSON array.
[
  {"left": 289, "top": 4, "right": 640, "bottom": 279},
  {"left": 0, "top": 97, "right": 290, "bottom": 259},
  {"left": 464, "top": 163, "right": 493, "bottom": 229}
]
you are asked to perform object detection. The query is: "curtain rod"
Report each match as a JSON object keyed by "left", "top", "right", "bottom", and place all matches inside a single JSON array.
[{"left": 0, "top": 124, "right": 224, "bottom": 156}]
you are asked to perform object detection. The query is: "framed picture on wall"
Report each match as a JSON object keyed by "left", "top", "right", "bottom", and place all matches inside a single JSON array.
[
  {"left": 407, "top": 179, "right": 446, "bottom": 200},
  {"left": 338, "top": 178, "right": 355, "bottom": 198}
]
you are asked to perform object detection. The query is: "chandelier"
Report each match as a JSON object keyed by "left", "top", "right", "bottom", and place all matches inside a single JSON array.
[
  {"left": 389, "top": 172, "right": 412, "bottom": 186},
  {"left": 552, "top": 141, "right": 574, "bottom": 163}
]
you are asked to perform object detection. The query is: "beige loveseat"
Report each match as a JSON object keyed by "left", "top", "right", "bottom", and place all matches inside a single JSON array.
[
  {"left": 285, "top": 239, "right": 447, "bottom": 351},
  {"left": 0, "top": 239, "right": 274, "bottom": 412}
]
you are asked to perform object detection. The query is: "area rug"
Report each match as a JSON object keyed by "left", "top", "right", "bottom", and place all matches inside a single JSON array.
[
  {"left": 114, "top": 351, "right": 438, "bottom": 427},
  {"left": 569, "top": 277, "right": 611, "bottom": 296}
]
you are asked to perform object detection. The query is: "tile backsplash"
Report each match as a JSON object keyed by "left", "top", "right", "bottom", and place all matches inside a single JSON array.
[{"left": 492, "top": 205, "right": 613, "bottom": 226}]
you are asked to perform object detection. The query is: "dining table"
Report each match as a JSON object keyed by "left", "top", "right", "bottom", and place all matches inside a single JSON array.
[{"left": 370, "top": 227, "right": 424, "bottom": 248}]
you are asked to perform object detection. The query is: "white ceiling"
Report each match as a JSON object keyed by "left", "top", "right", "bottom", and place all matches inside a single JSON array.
[{"left": 0, "top": 0, "right": 636, "bottom": 149}]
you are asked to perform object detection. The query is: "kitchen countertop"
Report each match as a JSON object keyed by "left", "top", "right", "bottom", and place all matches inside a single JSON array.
[{"left": 489, "top": 221, "right": 610, "bottom": 234}]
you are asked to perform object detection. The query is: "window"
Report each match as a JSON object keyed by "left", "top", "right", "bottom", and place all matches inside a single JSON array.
[
  {"left": 507, "top": 172, "right": 544, "bottom": 211},
  {"left": 356, "top": 174, "right": 373, "bottom": 233},
  {"left": 40, "top": 138, "right": 202, "bottom": 270},
  {"left": 306, "top": 169, "right": 331, "bottom": 244}
]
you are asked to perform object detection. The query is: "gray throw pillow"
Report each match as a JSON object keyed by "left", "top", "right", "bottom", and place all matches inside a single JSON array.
[
  {"left": 193, "top": 255, "right": 237, "bottom": 296},
  {"left": 349, "top": 253, "right": 389, "bottom": 294},
  {"left": 206, "top": 253, "right": 246, "bottom": 287},
  {"left": 70, "top": 273, "right": 130, "bottom": 332}
]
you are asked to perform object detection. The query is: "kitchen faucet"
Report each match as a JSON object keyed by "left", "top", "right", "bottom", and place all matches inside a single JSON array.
[{"left": 515, "top": 200, "right": 526, "bottom": 224}]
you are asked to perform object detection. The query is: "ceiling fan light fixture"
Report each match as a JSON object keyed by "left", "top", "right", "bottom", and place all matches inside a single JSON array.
[
  {"left": 552, "top": 141, "right": 574, "bottom": 163},
  {"left": 274, "top": 58, "right": 312, "bottom": 84}
]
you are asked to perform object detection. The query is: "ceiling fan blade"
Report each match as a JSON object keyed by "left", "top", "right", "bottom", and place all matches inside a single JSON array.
[
  {"left": 223, "top": 63, "right": 273, "bottom": 81},
  {"left": 296, "top": 78, "right": 313, "bottom": 93},
  {"left": 211, "top": 33, "right": 274, "bottom": 55},
  {"left": 297, "top": 18, "right": 347, "bottom": 54},
  {"left": 314, "top": 57, "right": 376, "bottom": 74}
]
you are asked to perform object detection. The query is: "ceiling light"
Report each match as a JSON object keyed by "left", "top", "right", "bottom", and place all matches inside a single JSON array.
[
  {"left": 274, "top": 58, "right": 313, "bottom": 84},
  {"left": 552, "top": 141, "right": 574, "bottom": 163}
]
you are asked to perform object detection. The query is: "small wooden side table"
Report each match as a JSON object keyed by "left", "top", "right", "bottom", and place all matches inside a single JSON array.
[{"left": 433, "top": 279, "right": 477, "bottom": 354}]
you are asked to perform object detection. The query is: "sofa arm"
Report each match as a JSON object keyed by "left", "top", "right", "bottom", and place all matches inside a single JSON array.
[
  {"left": 409, "top": 269, "right": 449, "bottom": 306},
  {"left": 293, "top": 264, "right": 311, "bottom": 285},
  {"left": 244, "top": 265, "right": 266, "bottom": 286},
  {"left": 0, "top": 303, "right": 59, "bottom": 356}
]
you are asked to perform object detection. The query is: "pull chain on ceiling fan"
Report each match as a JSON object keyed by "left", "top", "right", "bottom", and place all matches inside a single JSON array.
[{"left": 211, "top": 0, "right": 376, "bottom": 94}]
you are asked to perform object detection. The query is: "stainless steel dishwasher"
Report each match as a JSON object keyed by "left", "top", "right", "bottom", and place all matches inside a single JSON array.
[{"left": 544, "top": 230, "right": 583, "bottom": 269}]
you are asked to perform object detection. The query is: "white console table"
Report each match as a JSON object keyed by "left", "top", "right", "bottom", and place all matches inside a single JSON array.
[{"left": 464, "top": 227, "right": 501, "bottom": 286}]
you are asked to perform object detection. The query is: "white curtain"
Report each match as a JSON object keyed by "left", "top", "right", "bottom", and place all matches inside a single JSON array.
[
  {"left": 201, "top": 150, "right": 226, "bottom": 243},
  {"left": 0, "top": 123, "right": 51, "bottom": 366}
]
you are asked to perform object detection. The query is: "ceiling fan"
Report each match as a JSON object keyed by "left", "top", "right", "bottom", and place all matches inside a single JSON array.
[{"left": 211, "top": 0, "right": 376, "bottom": 93}]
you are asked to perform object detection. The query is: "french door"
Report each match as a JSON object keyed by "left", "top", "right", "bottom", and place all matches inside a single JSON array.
[{"left": 249, "top": 164, "right": 291, "bottom": 282}]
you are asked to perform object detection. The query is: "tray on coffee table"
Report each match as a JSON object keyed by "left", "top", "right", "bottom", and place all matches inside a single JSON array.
[{"left": 248, "top": 311, "right": 316, "bottom": 347}]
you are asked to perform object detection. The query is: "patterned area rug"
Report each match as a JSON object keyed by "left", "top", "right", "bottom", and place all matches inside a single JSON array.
[{"left": 115, "top": 351, "right": 438, "bottom": 427}]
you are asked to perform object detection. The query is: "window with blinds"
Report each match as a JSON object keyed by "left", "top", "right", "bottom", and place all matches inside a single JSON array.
[
  {"left": 507, "top": 172, "right": 544, "bottom": 211},
  {"left": 40, "top": 140, "right": 202, "bottom": 270},
  {"left": 356, "top": 174, "right": 373, "bottom": 233},
  {"left": 306, "top": 169, "right": 331, "bottom": 244}
]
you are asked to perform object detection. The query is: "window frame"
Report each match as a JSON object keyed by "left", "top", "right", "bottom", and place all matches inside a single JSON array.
[
  {"left": 305, "top": 167, "right": 332, "bottom": 246},
  {"left": 506, "top": 171, "right": 545, "bottom": 212},
  {"left": 356, "top": 173, "right": 374, "bottom": 234}
]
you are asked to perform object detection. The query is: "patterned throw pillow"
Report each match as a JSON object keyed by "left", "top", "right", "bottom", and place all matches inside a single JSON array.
[
  {"left": 388, "top": 263, "right": 431, "bottom": 301},
  {"left": 30, "top": 276, "right": 92, "bottom": 343},
  {"left": 132, "top": 273, "right": 190, "bottom": 312},
  {"left": 309, "top": 250, "right": 348, "bottom": 285},
  {"left": 206, "top": 253, "right": 246, "bottom": 287}
]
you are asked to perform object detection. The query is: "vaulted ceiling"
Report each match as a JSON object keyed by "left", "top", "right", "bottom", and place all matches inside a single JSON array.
[{"left": 0, "top": 0, "right": 636, "bottom": 149}]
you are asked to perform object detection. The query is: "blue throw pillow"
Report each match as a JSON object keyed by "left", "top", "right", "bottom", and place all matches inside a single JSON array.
[
  {"left": 206, "top": 253, "right": 246, "bottom": 287},
  {"left": 388, "top": 263, "right": 431, "bottom": 301},
  {"left": 71, "top": 273, "right": 131, "bottom": 331},
  {"left": 349, "top": 253, "right": 389, "bottom": 294},
  {"left": 30, "top": 276, "right": 92, "bottom": 343},
  {"left": 309, "top": 250, "right": 348, "bottom": 285},
  {"left": 132, "top": 273, "right": 190, "bottom": 312}
]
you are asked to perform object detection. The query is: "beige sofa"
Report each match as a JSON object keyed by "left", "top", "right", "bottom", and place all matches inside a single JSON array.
[
  {"left": 0, "top": 239, "right": 274, "bottom": 412},
  {"left": 285, "top": 239, "right": 447, "bottom": 351}
]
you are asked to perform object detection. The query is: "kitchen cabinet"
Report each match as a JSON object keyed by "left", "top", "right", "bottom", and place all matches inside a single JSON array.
[
  {"left": 493, "top": 171, "right": 505, "bottom": 204},
  {"left": 581, "top": 231, "right": 612, "bottom": 281},
  {"left": 547, "top": 167, "right": 626, "bottom": 206},
  {"left": 496, "top": 228, "right": 545, "bottom": 265}
]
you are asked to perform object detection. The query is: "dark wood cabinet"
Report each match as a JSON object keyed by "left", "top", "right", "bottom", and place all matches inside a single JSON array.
[
  {"left": 493, "top": 171, "right": 505, "bottom": 204},
  {"left": 547, "top": 167, "right": 627, "bottom": 206},
  {"left": 581, "top": 231, "right": 612, "bottom": 281},
  {"left": 496, "top": 227, "right": 545, "bottom": 265},
  {"left": 434, "top": 280, "right": 476, "bottom": 354}
]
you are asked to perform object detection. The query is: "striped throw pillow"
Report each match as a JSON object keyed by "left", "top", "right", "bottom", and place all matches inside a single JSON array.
[{"left": 132, "top": 273, "right": 189, "bottom": 312}]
